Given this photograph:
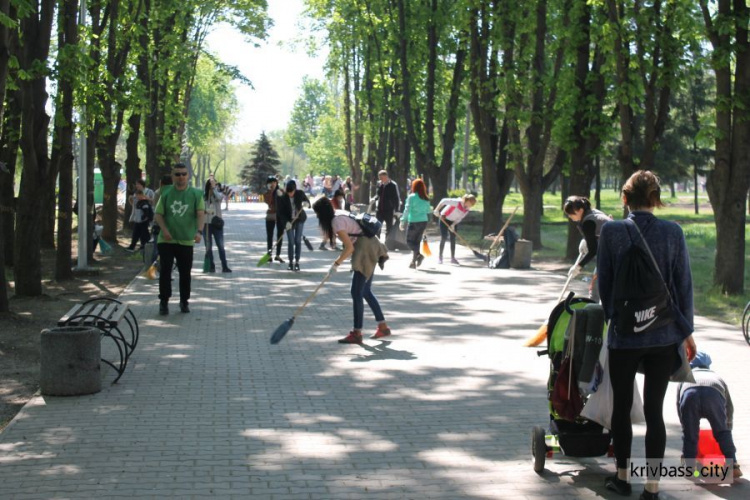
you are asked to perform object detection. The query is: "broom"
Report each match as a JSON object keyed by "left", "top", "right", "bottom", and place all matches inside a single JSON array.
[
  {"left": 303, "top": 236, "right": 314, "bottom": 251},
  {"left": 142, "top": 256, "right": 159, "bottom": 280},
  {"left": 486, "top": 206, "right": 520, "bottom": 255},
  {"left": 271, "top": 269, "right": 334, "bottom": 344},
  {"left": 439, "top": 217, "right": 487, "bottom": 261},
  {"left": 257, "top": 210, "right": 303, "bottom": 267},
  {"left": 98, "top": 239, "right": 113, "bottom": 255},
  {"left": 523, "top": 249, "right": 586, "bottom": 347},
  {"left": 420, "top": 235, "right": 432, "bottom": 257}
]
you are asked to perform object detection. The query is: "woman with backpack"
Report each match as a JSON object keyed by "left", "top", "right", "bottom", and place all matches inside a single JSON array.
[
  {"left": 126, "top": 178, "right": 155, "bottom": 252},
  {"left": 203, "top": 178, "right": 231, "bottom": 273},
  {"left": 597, "top": 170, "right": 696, "bottom": 500},
  {"left": 400, "top": 178, "right": 432, "bottom": 269},
  {"left": 312, "top": 196, "right": 390, "bottom": 344},
  {"left": 563, "top": 196, "right": 611, "bottom": 301}
]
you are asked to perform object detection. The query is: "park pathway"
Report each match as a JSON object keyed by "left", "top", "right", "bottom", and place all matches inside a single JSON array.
[{"left": 0, "top": 203, "right": 747, "bottom": 499}]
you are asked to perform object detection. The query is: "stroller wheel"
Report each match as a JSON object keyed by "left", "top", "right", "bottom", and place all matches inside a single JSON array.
[{"left": 532, "top": 426, "right": 547, "bottom": 473}]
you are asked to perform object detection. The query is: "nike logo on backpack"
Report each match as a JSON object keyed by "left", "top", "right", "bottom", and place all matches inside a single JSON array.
[
  {"left": 632, "top": 306, "right": 658, "bottom": 333},
  {"left": 633, "top": 317, "right": 658, "bottom": 333},
  {"left": 634, "top": 306, "right": 656, "bottom": 323}
]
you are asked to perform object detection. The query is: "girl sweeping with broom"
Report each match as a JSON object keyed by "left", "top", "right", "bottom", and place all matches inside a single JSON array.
[
  {"left": 312, "top": 196, "right": 391, "bottom": 344},
  {"left": 434, "top": 193, "right": 477, "bottom": 265}
]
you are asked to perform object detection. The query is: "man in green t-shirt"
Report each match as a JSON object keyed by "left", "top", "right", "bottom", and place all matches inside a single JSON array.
[{"left": 154, "top": 163, "right": 206, "bottom": 315}]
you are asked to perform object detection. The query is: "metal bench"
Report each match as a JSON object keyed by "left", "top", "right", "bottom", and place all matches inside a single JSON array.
[{"left": 58, "top": 297, "right": 139, "bottom": 383}]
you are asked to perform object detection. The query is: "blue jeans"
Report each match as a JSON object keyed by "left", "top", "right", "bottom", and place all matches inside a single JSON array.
[
  {"left": 204, "top": 225, "right": 229, "bottom": 270},
  {"left": 351, "top": 271, "right": 385, "bottom": 330},
  {"left": 679, "top": 386, "right": 737, "bottom": 461},
  {"left": 286, "top": 220, "right": 305, "bottom": 263}
]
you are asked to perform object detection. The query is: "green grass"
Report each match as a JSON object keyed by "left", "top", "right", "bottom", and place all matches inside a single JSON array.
[{"left": 462, "top": 190, "right": 750, "bottom": 327}]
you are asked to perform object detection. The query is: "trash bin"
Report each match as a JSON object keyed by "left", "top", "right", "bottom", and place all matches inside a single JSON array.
[
  {"left": 40, "top": 326, "right": 101, "bottom": 396},
  {"left": 511, "top": 239, "right": 533, "bottom": 269}
]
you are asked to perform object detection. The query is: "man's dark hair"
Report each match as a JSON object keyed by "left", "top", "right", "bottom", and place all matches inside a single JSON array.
[{"left": 173, "top": 162, "right": 187, "bottom": 170}]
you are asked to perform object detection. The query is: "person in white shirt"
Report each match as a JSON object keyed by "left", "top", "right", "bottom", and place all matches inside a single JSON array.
[{"left": 433, "top": 193, "right": 476, "bottom": 265}]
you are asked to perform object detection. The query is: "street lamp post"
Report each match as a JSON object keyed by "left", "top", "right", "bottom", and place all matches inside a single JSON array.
[{"left": 76, "top": 0, "right": 89, "bottom": 271}]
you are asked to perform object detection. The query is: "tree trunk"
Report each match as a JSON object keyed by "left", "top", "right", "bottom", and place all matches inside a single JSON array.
[
  {"left": 124, "top": 112, "right": 141, "bottom": 226},
  {"left": 391, "top": 126, "right": 410, "bottom": 202},
  {"left": 53, "top": 0, "right": 78, "bottom": 281},
  {"left": 468, "top": 4, "right": 514, "bottom": 235},
  {"left": 0, "top": 91, "right": 20, "bottom": 267},
  {"left": 521, "top": 176, "right": 544, "bottom": 247},
  {"left": 342, "top": 43, "right": 361, "bottom": 201},
  {"left": 40, "top": 144, "right": 58, "bottom": 249},
  {"left": 508, "top": 0, "right": 563, "bottom": 249},
  {"left": 14, "top": 0, "right": 54, "bottom": 296},
  {"left": 700, "top": 0, "right": 750, "bottom": 295}
]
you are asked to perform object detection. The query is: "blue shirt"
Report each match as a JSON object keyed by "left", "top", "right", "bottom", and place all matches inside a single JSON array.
[{"left": 597, "top": 211, "right": 694, "bottom": 349}]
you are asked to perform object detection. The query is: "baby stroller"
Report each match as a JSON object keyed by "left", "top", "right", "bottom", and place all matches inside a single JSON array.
[{"left": 531, "top": 292, "right": 612, "bottom": 473}]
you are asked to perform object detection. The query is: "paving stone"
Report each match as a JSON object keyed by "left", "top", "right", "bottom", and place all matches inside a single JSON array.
[{"left": 0, "top": 203, "right": 747, "bottom": 498}]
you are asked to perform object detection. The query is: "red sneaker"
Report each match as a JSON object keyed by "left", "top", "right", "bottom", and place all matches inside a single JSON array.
[
  {"left": 371, "top": 327, "right": 391, "bottom": 339},
  {"left": 338, "top": 331, "right": 363, "bottom": 344}
]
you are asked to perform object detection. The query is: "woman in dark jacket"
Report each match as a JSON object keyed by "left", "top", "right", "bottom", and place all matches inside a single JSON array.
[
  {"left": 262, "top": 175, "right": 285, "bottom": 263},
  {"left": 276, "top": 180, "right": 310, "bottom": 271},
  {"left": 597, "top": 170, "right": 697, "bottom": 500},
  {"left": 563, "top": 196, "right": 611, "bottom": 301}
]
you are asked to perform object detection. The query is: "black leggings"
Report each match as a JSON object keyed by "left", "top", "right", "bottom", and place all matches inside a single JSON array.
[
  {"left": 609, "top": 344, "right": 678, "bottom": 470},
  {"left": 265, "top": 219, "right": 283, "bottom": 257}
]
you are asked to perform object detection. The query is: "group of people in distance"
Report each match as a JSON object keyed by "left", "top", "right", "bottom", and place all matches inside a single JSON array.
[
  {"left": 258, "top": 168, "right": 479, "bottom": 346},
  {"left": 563, "top": 170, "right": 740, "bottom": 499}
]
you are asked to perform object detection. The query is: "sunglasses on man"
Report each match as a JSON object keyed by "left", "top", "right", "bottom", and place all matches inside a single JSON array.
[{"left": 173, "top": 172, "right": 187, "bottom": 177}]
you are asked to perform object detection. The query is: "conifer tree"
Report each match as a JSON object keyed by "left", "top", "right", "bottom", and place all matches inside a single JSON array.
[{"left": 240, "top": 132, "right": 281, "bottom": 193}]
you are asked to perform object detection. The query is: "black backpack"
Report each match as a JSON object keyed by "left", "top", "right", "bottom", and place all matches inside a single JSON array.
[
  {"left": 348, "top": 212, "right": 382, "bottom": 238},
  {"left": 612, "top": 220, "right": 674, "bottom": 336},
  {"left": 136, "top": 198, "right": 154, "bottom": 223}
]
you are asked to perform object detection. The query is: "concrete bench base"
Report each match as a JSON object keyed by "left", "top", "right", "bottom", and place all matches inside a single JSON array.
[{"left": 40, "top": 326, "right": 101, "bottom": 396}]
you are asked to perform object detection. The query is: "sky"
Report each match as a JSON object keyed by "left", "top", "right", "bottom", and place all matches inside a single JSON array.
[{"left": 205, "top": 0, "right": 328, "bottom": 145}]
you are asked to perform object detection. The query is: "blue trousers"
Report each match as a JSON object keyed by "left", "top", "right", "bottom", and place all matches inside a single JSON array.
[
  {"left": 204, "top": 225, "right": 229, "bottom": 270},
  {"left": 286, "top": 220, "right": 305, "bottom": 263},
  {"left": 679, "top": 386, "right": 737, "bottom": 461},
  {"left": 351, "top": 271, "right": 385, "bottom": 330}
]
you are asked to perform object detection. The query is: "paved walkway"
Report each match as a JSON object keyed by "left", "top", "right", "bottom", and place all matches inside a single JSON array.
[{"left": 0, "top": 203, "right": 748, "bottom": 499}]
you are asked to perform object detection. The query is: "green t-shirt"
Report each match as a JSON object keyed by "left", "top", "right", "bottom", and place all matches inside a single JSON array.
[{"left": 155, "top": 186, "right": 205, "bottom": 246}]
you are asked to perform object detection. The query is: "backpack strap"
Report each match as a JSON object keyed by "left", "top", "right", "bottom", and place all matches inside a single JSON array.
[{"left": 626, "top": 218, "right": 674, "bottom": 304}]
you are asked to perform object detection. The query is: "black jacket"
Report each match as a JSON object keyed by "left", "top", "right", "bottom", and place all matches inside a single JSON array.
[
  {"left": 376, "top": 180, "right": 400, "bottom": 218},
  {"left": 277, "top": 190, "right": 309, "bottom": 227}
]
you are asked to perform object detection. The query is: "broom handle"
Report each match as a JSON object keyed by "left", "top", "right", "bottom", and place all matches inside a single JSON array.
[
  {"left": 291, "top": 271, "right": 333, "bottom": 319},
  {"left": 439, "top": 217, "right": 474, "bottom": 249},
  {"left": 555, "top": 251, "right": 585, "bottom": 303},
  {"left": 489, "top": 206, "right": 519, "bottom": 251}
]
